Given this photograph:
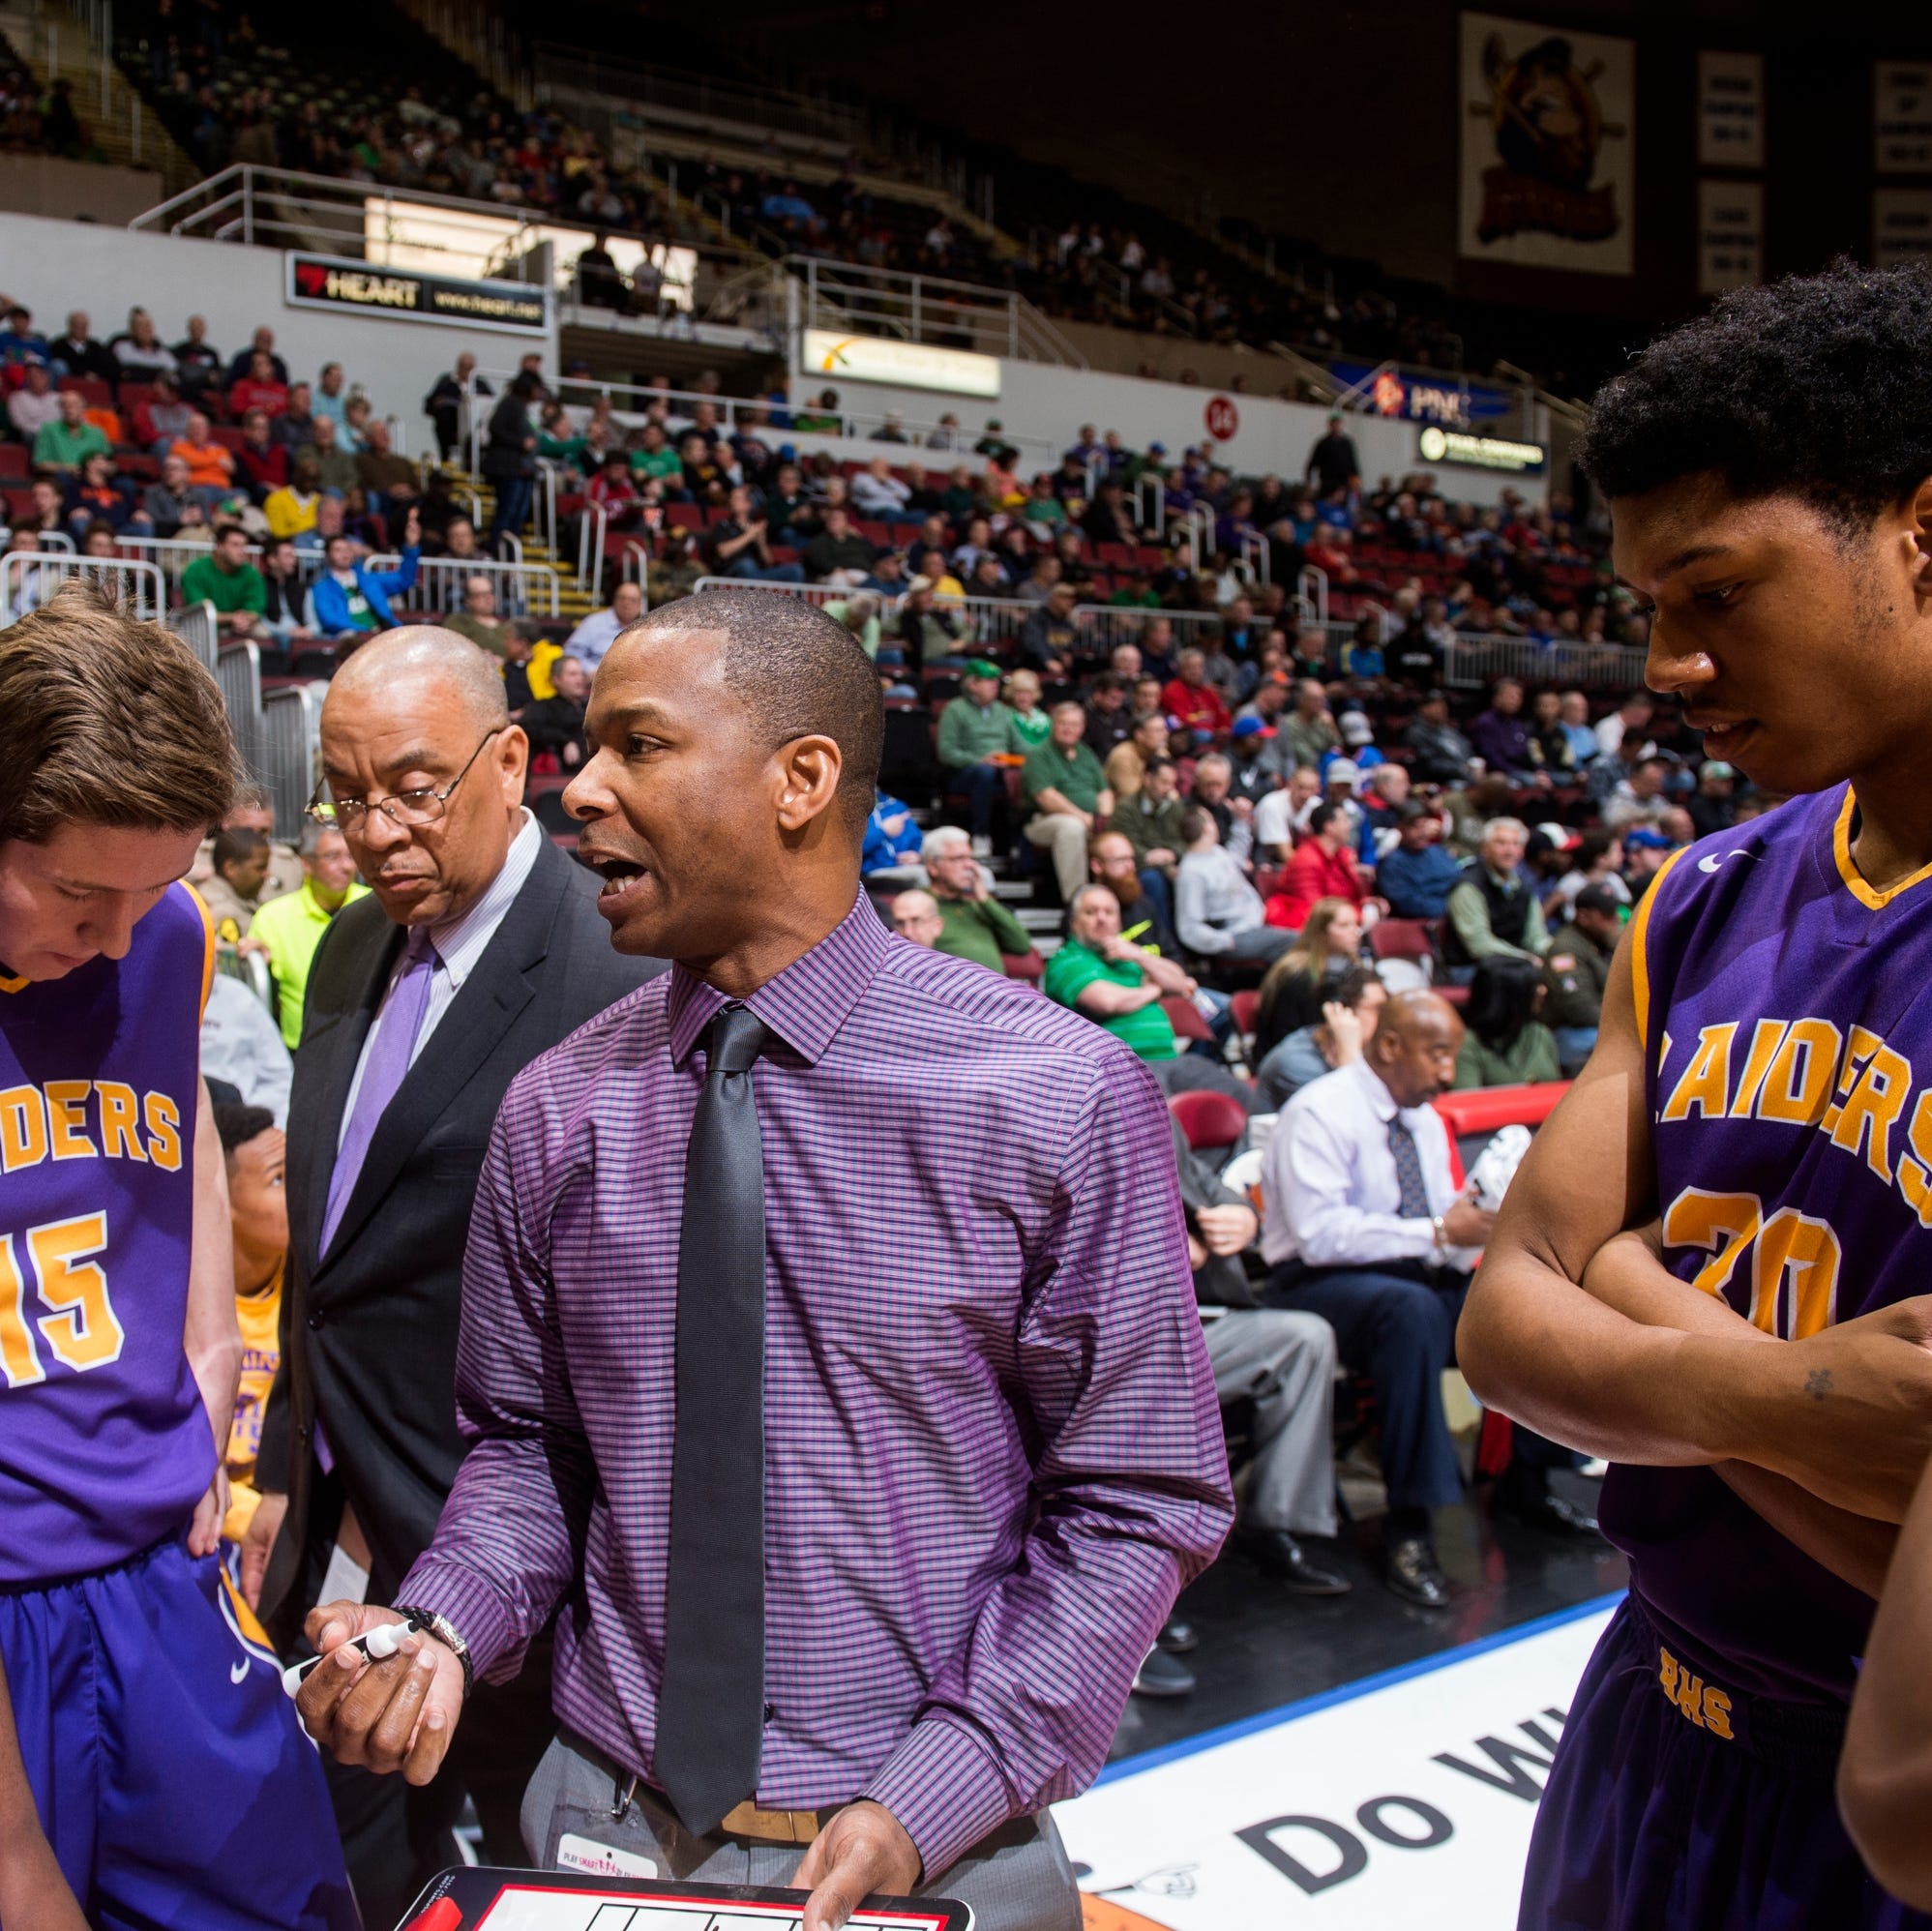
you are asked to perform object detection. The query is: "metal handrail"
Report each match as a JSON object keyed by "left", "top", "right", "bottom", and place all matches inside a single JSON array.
[
  {"left": 1, "top": 552, "right": 166, "bottom": 624},
  {"left": 365, "top": 551, "right": 559, "bottom": 617}
]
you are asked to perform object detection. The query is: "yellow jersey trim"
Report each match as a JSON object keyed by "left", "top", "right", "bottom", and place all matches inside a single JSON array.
[
  {"left": 1630, "top": 846, "right": 1688, "bottom": 1054},
  {"left": 183, "top": 881, "right": 218, "bottom": 1019},
  {"left": 0, "top": 966, "right": 26, "bottom": 995},
  {"left": 1832, "top": 787, "right": 1932, "bottom": 911}
]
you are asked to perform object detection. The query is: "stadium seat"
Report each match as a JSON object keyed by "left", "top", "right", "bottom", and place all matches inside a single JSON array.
[
  {"left": 0, "top": 446, "right": 27, "bottom": 481},
  {"left": 1168, "top": 1088, "right": 1249, "bottom": 1156},
  {"left": 1230, "top": 990, "right": 1261, "bottom": 1037},
  {"left": 1369, "top": 918, "right": 1433, "bottom": 966},
  {"left": 1000, "top": 952, "right": 1043, "bottom": 983},
  {"left": 1161, "top": 995, "right": 1215, "bottom": 1045},
  {"left": 1432, "top": 1083, "right": 1569, "bottom": 1140}
]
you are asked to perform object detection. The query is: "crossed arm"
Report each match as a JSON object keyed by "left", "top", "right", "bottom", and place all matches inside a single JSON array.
[{"left": 1459, "top": 929, "right": 1932, "bottom": 1593}]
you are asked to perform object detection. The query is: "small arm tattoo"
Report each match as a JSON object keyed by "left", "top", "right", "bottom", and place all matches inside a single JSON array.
[{"left": 1804, "top": 1367, "right": 1833, "bottom": 1402}]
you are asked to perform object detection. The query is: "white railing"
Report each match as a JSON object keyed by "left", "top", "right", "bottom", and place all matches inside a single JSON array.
[
  {"left": 1442, "top": 637, "right": 1648, "bottom": 692},
  {"left": 366, "top": 551, "right": 560, "bottom": 618},
  {"left": 684, "top": 578, "right": 1225, "bottom": 655},
  {"left": 259, "top": 682, "right": 326, "bottom": 841},
  {"left": 0, "top": 552, "right": 166, "bottom": 624},
  {"left": 216, "top": 639, "right": 264, "bottom": 774},
  {"left": 175, "top": 598, "right": 220, "bottom": 670},
  {"left": 793, "top": 255, "right": 1085, "bottom": 369},
  {"left": 470, "top": 370, "right": 1054, "bottom": 470},
  {"left": 1298, "top": 564, "right": 1329, "bottom": 624}
]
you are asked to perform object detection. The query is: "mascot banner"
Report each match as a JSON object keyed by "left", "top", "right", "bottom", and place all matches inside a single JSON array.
[{"left": 1459, "top": 13, "right": 1636, "bottom": 276}]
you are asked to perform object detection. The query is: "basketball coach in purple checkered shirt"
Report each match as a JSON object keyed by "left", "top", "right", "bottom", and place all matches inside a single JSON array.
[{"left": 296, "top": 586, "right": 1234, "bottom": 1929}]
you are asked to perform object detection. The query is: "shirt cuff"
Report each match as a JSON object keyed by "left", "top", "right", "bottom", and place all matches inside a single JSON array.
[
  {"left": 392, "top": 1554, "right": 528, "bottom": 1687},
  {"left": 860, "top": 1714, "right": 1016, "bottom": 1885}
]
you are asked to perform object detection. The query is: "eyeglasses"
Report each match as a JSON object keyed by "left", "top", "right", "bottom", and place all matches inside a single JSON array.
[{"left": 307, "top": 728, "right": 503, "bottom": 831}]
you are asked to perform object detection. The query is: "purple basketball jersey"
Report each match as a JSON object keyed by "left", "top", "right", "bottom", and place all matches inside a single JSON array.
[
  {"left": 1601, "top": 783, "right": 1932, "bottom": 1702},
  {"left": 0, "top": 883, "right": 218, "bottom": 1585}
]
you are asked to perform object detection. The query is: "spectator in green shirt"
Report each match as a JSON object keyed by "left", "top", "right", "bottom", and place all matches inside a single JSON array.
[
  {"left": 629, "top": 420, "right": 683, "bottom": 485},
  {"left": 1044, "top": 883, "right": 1201, "bottom": 1062},
  {"left": 1022, "top": 701, "right": 1114, "bottom": 902},
  {"left": 936, "top": 659, "right": 1026, "bottom": 853},
  {"left": 1114, "top": 756, "right": 1187, "bottom": 874},
  {"left": 1451, "top": 955, "right": 1562, "bottom": 1090},
  {"left": 31, "top": 390, "right": 109, "bottom": 477},
  {"left": 921, "top": 827, "right": 1038, "bottom": 973},
  {"left": 248, "top": 824, "right": 370, "bottom": 1046},
  {"left": 181, "top": 524, "right": 269, "bottom": 639}
]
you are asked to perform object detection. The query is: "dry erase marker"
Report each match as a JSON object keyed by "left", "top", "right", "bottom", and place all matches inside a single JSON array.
[{"left": 281, "top": 1617, "right": 422, "bottom": 1698}]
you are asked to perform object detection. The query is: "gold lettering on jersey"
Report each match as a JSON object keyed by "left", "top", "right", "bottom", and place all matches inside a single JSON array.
[
  {"left": 1826, "top": 1027, "right": 1911, "bottom": 1182},
  {"left": 44, "top": 1082, "right": 97, "bottom": 1160},
  {"left": 1662, "top": 1024, "right": 1738, "bottom": 1121},
  {"left": 0, "top": 1083, "right": 183, "bottom": 1169},
  {"left": 1658, "top": 1646, "right": 1734, "bottom": 1740},
  {"left": 95, "top": 1083, "right": 148, "bottom": 1164},
  {"left": 0, "top": 1085, "right": 47, "bottom": 1173},
  {"left": 1728, "top": 1020, "right": 1788, "bottom": 1117},
  {"left": 1895, "top": 1091, "right": 1932, "bottom": 1228},
  {"left": 143, "top": 1092, "right": 182, "bottom": 1172},
  {"left": 1757, "top": 1019, "right": 1841, "bottom": 1125}
]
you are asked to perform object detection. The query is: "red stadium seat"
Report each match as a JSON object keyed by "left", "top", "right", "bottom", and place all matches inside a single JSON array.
[
  {"left": 1000, "top": 952, "right": 1043, "bottom": 983},
  {"left": 56, "top": 375, "right": 112, "bottom": 408},
  {"left": 0, "top": 446, "right": 26, "bottom": 481},
  {"left": 1161, "top": 994, "right": 1215, "bottom": 1044},
  {"left": 663, "top": 502, "right": 705, "bottom": 531},
  {"left": 1432, "top": 1082, "right": 1569, "bottom": 1139},
  {"left": 1437, "top": 983, "right": 1470, "bottom": 1008},
  {"left": 1369, "top": 919, "right": 1433, "bottom": 965},
  {"left": 1230, "top": 989, "right": 1261, "bottom": 1037},
  {"left": 1169, "top": 1088, "right": 1250, "bottom": 1156}
]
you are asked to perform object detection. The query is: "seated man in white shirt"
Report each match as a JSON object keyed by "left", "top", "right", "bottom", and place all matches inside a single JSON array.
[
  {"left": 1260, "top": 992, "right": 1592, "bottom": 1609},
  {"left": 1174, "top": 806, "right": 1294, "bottom": 974},
  {"left": 563, "top": 579, "right": 643, "bottom": 674},
  {"left": 849, "top": 456, "right": 913, "bottom": 519},
  {"left": 1254, "top": 765, "right": 1322, "bottom": 865}
]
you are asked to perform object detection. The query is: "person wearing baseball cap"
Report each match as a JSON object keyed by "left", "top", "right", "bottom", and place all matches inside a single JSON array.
[
  {"left": 1688, "top": 758, "right": 1741, "bottom": 838},
  {"left": 1541, "top": 880, "right": 1624, "bottom": 1075},
  {"left": 1620, "top": 824, "right": 1676, "bottom": 902},
  {"left": 934, "top": 659, "right": 1027, "bottom": 857}
]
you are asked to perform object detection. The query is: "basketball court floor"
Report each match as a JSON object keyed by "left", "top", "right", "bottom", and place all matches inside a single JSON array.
[{"left": 1057, "top": 1468, "right": 1626, "bottom": 1929}]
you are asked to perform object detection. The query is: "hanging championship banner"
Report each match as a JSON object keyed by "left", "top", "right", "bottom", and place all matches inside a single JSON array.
[
  {"left": 1460, "top": 13, "right": 1636, "bottom": 276},
  {"left": 1874, "top": 190, "right": 1932, "bottom": 271},
  {"left": 1697, "top": 51, "right": 1765, "bottom": 170},
  {"left": 1698, "top": 180, "right": 1764, "bottom": 294},
  {"left": 1875, "top": 63, "right": 1932, "bottom": 174}
]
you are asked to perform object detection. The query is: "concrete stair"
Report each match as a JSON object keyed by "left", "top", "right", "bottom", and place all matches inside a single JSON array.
[{"left": 0, "top": 5, "right": 195, "bottom": 191}]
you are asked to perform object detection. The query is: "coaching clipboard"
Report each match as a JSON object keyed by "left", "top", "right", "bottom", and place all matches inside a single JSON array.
[{"left": 397, "top": 1868, "right": 975, "bottom": 1931}]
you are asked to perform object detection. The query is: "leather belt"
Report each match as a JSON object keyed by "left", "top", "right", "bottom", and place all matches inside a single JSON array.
[
  {"left": 717, "top": 1799, "right": 839, "bottom": 1845},
  {"left": 613, "top": 1773, "right": 837, "bottom": 1846}
]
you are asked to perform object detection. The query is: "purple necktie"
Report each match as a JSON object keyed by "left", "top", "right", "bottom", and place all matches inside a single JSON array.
[{"left": 320, "top": 926, "right": 435, "bottom": 1255}]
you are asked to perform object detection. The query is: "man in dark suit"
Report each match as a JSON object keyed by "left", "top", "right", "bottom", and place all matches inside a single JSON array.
[{"left": 246, "top": 625, "right": 660, "bottom": 1923}]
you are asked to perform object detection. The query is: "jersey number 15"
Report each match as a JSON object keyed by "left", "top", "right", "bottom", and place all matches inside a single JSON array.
[{"left": 0, "top": 1212, "right": 123, "bottom": 1387}]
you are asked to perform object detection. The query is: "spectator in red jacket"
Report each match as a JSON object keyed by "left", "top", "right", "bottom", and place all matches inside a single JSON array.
[
  {"left": 235, "top": 407, "right": 288, "bottom": 498},
  {"left": 1266, "top": 801, "right": 1367, "bottom": 930},
  {"left": 1162, "top": 646, "right": 1232, "bottom": 740},
  {"left": 227, "top": 349, "right": 289, "bottom": 421}
]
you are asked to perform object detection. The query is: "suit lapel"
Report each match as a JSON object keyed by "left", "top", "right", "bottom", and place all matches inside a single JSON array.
[
  {"left": 316, "top": 844, "right": 571, "bottom": 1270},
  {"left": 299, "top": 917, "right": 403, "bottom": 1267}
]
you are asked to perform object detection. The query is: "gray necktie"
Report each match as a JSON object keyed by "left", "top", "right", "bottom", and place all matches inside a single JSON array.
[
  {"left": 1387, "top": 1114, "right": 1431, "bottom": 1222},
  {"left": 655, "top": 1006, "right": 771, "bottom": 1838}
]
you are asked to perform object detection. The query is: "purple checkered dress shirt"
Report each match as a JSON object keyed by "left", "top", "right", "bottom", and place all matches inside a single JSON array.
[{"left": 399, "top": 894, "right": 1233, "bottom": 1877}]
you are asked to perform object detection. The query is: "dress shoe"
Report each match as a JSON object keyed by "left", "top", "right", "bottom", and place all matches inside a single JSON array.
[
  {"left": 1237, "top": 1528, "right": 1352, "bottom": 1595},
  {"left": 1156, "top": 1617, "right": 1198, "bottom": 1654},
  {"left": 1382, "top": 1533, "right": 1450, "bottom": 1609},
  {"left": 1492, "top": 1484, "right": 1602, "bottom": 1537},
  {"left": 1131, "top": 1646, "right": 1196, "bottom": 1698}
]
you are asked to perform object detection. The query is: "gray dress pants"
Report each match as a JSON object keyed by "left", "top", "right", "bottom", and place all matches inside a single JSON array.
[
  {"left": 520, "top": 1730, "right": 1085, "bottom": 1931},
  {"left": 1203, "top": 1306, "right": 1339, "bottom": 1537}
]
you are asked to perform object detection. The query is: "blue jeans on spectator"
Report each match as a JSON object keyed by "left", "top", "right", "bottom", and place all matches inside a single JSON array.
[
  {"left": 947, "top": 762, "right": 1003, "bottom": 842},
  {"left": 1553, "top": 1025, "right": 1597, "bottom": 1077},
  {"left": 489, "top": 475, "right": 534, "bottom": 552},
  {"left": 724, "top": 554, "right": 806, "bottom": 583},
  {"left": 1138, "top": 866, "right": 1174, "bottom": 939}
]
